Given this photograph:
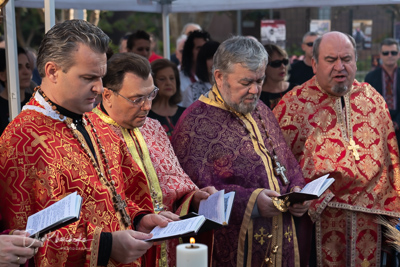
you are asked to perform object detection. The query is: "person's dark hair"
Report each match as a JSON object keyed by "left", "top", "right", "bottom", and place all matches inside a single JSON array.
[
  {"left": 381, "top": 38, "right": 399, "bottom": 51},
  {"left": 103, "top": 52, "right": 151, "bottom": 93},
  {"left": 313, "top": 32, "right": 357, "bottom": 63},
  {"left": 37, "top": 19, "right": 110, "bottom": 78},
  {"left": 0, "top": 47, "right": 27, "bottom": 73},
  {"left": 0, "top": 47, "right": 29, "bottom": 87},
  {"left": 151, "top": 59, "right": 181, "bottom": 106},
  {"left": 127, "top": 30, "right": 150, "bottom": 51},
  {"left": 181, "top": 30, "right": 210, "bottom": 77},
  {"left": 195, "top": 41, "right": 220, "bottom": 83}
]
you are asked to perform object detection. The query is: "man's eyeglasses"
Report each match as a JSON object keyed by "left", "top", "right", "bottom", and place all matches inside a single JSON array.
[
  {"left": 382, "top": 51, "right": 399, "bottom": 56},
  {"left": 268, "top": 59, "right": 289, "bottom": 68},
  {"left": 112, "top": 87, "right": 159, "bottom": 106},
  {"left": 304, "top": 42, "right": 314, "bottom": 47}
]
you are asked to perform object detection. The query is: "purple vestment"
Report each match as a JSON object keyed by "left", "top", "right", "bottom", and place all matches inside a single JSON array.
[{"left": 171, "top": 87, "right": 305, "bottom": 267}]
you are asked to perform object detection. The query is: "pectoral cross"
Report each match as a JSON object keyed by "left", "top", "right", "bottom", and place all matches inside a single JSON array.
[
  {"left": 348, "top": 139, "right": 360, "bottom": 161},
  {"left": 273, "top": 155, "right": 289, "bottom": 185},
  {"left": 113, "top": 194, "right": 131, "bottom": 227},
  {"left": 151, "top": 187, "right": 165, "bottom": 213}
]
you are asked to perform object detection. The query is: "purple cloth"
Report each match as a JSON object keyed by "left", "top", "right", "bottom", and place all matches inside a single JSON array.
[{"left": 172, "top": 99, "right": 305, "bottom": 266}]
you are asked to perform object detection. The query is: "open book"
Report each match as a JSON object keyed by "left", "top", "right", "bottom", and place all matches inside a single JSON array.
[
  {"left": 25, "top": 192, "right": 82, "bottom": 237},
  {"left": 146, "top": 190, "right": 235, "bottom": 242},
  {"left": 278, "top": 174, "right": 335, "bottom": 204}
]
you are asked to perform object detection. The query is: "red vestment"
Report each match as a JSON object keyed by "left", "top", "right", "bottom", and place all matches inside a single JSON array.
[
  {"left": 92, "top": 107, "right": 199, "bottom": 266},
  {"left": 0, "top": 92, "right": 153, "bottom": 266},
  {"left": 273, "top": 77, "right": 400, "bottom": 266}
]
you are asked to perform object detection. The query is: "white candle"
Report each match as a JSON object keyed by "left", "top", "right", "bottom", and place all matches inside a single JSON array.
[{"left": 176, "top": 242, "right": 208, "bottom": 267}]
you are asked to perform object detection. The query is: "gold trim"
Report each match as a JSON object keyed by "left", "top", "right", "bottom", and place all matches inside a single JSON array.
[
  {"left": 93, "top": 107, "right": 164, "bottom": 213},
  {"left": 90, "top": 226, "right": 102, "bottom": 267},
  {"left": 200, "top": 86, "right": 280, "bottom": 193},
  {"left": 237, "top": 188, "right": 263, "bottom": 267},
  {"left": 179, "top": 191, "right": 196, "bottom": 216},
  {"left": 291, "top": 217, "right": 300, "bottom": 267}
]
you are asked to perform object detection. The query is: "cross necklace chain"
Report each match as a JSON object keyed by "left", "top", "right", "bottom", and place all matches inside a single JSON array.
[
  {"left": 338, "top": 94, "right": 360, "bottom": 161},
  {"left": 36, "top": 87, "right": 132, "bottom": 227}
]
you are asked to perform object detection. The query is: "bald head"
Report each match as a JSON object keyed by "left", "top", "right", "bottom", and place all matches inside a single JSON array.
[{"left": 311, "top": 31, "right": 357, "bottom": 96}]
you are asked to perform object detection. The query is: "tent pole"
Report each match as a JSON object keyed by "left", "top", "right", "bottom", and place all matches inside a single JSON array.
[
  {"left": 162, "top": 3, "right": 170, "bottom": 60},
  {"left": 4, "top": 0, "right": 20, "bottom": 120},
  {"left": 44, "top": 0, "right": 55, "bottom": 32}
]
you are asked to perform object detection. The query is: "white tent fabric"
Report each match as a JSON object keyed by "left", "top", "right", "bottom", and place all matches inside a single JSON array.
[{"left": 14, "top": 0, "right": 400, "bottom": 13}]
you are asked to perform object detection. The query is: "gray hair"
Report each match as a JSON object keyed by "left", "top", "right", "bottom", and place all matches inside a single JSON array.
[
  {"left": 313, "top": 32, "right": 357, "bottom": 63},
  {"left": 302, "top": 31, "right": 319, "bottom": 43},
  {"left": 181, "top": 23, "right": 202, "bottom": 35},
  {"left": 212, "top": 36, "right": 268, "bottom": 83},
  {"left": 37, "top": 19, "right": 110, "bottom": 77},
  {"left": 176, "top": 34, "right": 187, "bottom": 48}
]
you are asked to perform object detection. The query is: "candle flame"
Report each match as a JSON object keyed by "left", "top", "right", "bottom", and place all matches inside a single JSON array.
[{"left": 190, "top": 237, "right": 195, "bottom": 244}]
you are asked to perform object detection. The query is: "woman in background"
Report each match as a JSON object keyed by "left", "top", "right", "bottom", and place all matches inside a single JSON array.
[
  {"left": 149, "top": 59, "right": 185, "bottom": 138},
  {"left": 260, "top": 44, "right": 296, "bottom": 109},
  {"left": 180, "top": 41, "right": 220, "bottom": 108},
  {"left": 0, "top": 47, "right": 33, "bottom": 135}
]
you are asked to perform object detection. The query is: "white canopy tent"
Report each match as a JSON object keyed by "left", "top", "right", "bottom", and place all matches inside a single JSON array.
[{"left": 4, "top": 0, "right": 400, "bottom": 120}]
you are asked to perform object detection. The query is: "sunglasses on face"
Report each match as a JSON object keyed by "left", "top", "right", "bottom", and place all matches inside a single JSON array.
[
  {"left": 304, "top": 42, "right": 314, "bottom": 47},
  {"left": 268, "top": 58, "right": 289, "bottom": 68},
  {"left": 382, "top": 51, "right": 399, "bottom": 56}
]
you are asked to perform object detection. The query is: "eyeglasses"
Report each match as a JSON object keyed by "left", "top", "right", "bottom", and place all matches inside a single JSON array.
[
  {"left": 304, "top": 42, "right": 314, "bottom": 47},
  {"left": 268, "top": 59, "right": 289, "bottom": 68},
  {"left": 112, "top": 87, "right": 159, "bottom": 106},
  {"left": 382, "top": 51, "right": 399, "bottom": 56}
]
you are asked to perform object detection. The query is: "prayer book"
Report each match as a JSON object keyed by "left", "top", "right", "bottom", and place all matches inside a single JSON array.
[
  {"left": 25, "top": 192, "right": 82, "bottom": 237},
  {"left": 278, "top": 174, "right": 335, "bottom": 204},
  {"left": 145, "top": 190, "right": 235, "bottom": 242}
]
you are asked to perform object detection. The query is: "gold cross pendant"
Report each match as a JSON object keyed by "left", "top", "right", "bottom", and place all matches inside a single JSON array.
[{"left": 348, "top": 139, "right": 360, "bottom": 161}]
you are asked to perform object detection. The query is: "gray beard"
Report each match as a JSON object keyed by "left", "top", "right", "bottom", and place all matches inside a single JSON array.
[
  {"left": 332, "top": 84, "right": 349, "bottom": 95},
  {"left": 228, "top": 96, "right": 258, "bottom": 114}
]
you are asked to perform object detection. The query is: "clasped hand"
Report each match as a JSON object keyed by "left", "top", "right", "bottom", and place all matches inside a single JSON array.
[{"left": 257, "top": 189, "right": 310, "bottom": 218}]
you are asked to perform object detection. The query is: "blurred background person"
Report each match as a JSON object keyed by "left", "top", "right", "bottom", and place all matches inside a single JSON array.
[
  {"left": 0, "top": 47, "right": 33, "bottom": 135},
  {"left": 181, "top": 22, "right": 202, "bottom": 35},
  {"left": 181, "top": 40, "right": 220, "bottom": 108},
  {"left": 150, "top": 59, "right": 185, "bottom": 138},
  {"left": 288, "top": 31, "right": 319, "bottom": 85},
  {"left": 127, "top": 30, "right": 151, "bottom": 59},
  {"left": 171, "top": 34, "right": 187, "bottom": 67},
  {"left": 149, "top": 33, "right": 163, "bottom": 62},
  {"left": 118, "top": 32, "right": 131, "bottom": 53},
  {"left": 179, "top": 30, "right": 210, "bottom": 96},
  {"left": 260, "top": 44, "right": 295, "bottom": 109}
]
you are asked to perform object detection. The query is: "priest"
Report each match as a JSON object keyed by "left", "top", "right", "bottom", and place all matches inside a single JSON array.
[
  {"left": 0, "top": 19, "right": 169, "bottom": 266},
  {"left": 172, "top": 36, "right": 308, "bottom": 267},
  {"left": 91, "top": 52, "right": 216, "bottom": 266},
  {"left": 273, "top": 31, "right": 400, "bottom": 266}
]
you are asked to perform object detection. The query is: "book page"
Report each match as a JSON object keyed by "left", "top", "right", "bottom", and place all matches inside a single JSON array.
[
  {"left": 25, "top": 192, "right": 81, "bottom": 236},
  {"left": 146, "top": 216, "right": 206, "bottom": 241},
  {"left": 198, "top": 190, "right": 224, "bottom": 224},
  {"left": 300, "top": 174, "right": 330, "bottom": 195},
  {"left": 223, "top": 191, "right": 235, "bottom": 224}
]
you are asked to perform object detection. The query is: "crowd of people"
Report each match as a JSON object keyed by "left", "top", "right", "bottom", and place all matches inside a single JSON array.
[{"left": 1, "top": 18, "right": 400, "bottom": 267}]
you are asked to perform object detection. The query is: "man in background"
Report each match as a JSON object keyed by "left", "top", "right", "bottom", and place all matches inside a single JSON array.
[
  {"left": 127, "top": 30, "right": 151, "bottom": 59},
  {"left": 288, "top": 31, "right": 319, "bottom": 85},
  {"left": 365, "top": 38, "right": 400, "bottom": 149}
]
